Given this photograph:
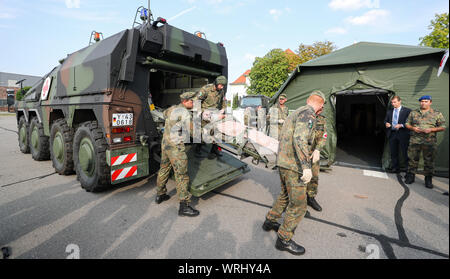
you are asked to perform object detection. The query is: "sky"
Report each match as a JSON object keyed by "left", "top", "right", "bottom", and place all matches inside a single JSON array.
[{"left": 0, "top": 0, "right": 448, "bottom": 83}]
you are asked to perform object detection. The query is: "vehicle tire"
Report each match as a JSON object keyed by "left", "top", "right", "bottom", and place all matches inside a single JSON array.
[
  {"left": 73, "top": 121, "right": 110, "bottom": 192},
  {"left": 50, "top": 119, "right": 74, "bottom": 175},
  {"left": 18, "top": 116, "right": 30, "bottom": 154},
  {"left": 29, "top": 117, "right": 50, "bottom": 161}
]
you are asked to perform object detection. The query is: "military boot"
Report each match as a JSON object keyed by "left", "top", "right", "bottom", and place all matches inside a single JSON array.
[
  {"left": 262, "top": 219, "right": 281, "bottom": 232},
  {"left": 178, "top": 201, "right": 200, "bottom": 217},
  {"left": 275, "top": 237, "right": 305, "bottom": 255},
  {"left": 155, "top": 194, "right": 170, "bottom": 204},
  {"left": 307, "top": 196, "right": 322, "bottom": 212},
  {"left": 404, "top": 173, "right": 415, "bottom": 184},
  {"left": 425, "top": 176, "right": 433, "bottom": 189}
]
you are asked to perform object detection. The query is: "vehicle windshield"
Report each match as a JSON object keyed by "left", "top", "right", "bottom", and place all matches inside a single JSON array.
[{"left": 240, "top": 97, "right": 262, "bottom": 108}]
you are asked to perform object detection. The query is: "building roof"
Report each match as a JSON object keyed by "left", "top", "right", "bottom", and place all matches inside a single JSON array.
[
  {"left": 301, "top": 41, "right": 445, "bottom": 67},
  {"left": 284, "top": 48, "right": 296, "bottom": 55},
  {"left": 230, "top": 69, "right": 251, "bottom": 85},
  {"left": 0, "top": 72, "right": 42, "bottom": 88},
  {"left": 272, "top": 41, "right": 447, "bottom": 102}
]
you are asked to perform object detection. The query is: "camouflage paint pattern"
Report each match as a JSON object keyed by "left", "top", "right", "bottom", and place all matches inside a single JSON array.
[
  {"left": 307, "top": 114, "right": 327, "bottom": 198},
  {"left": 266, "top": 104, "right": 318, "bottom": 241},
  {"left": 196, "top": 83, "right": 226, "bottom": 110},
  {"left": 407, "top": 144, "right": 437, "bottom": 176},
  {"left": 406, "top": 108, "right": 446, "bottom": 145},
  {"left": 15, "top": 19, "right": 228, "bottom": 188},
  {"left": 156, "top": 104, "right": 193, "bottom": 202},
  {"left": 266, "top": 167, "right": 308, "bottom": 241},
  {"left": 406, "top": 108, "right": 446, "bottom": 176},
  {"left": 276, "top": 105, "right": 317, "bottom": 173},
  {"left": 267, "top": 103, "right": 289, "bottom": 140}
]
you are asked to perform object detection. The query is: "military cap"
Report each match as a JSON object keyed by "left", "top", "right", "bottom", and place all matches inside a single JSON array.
[
  {"left": 310, "top": 90, "right": 327, "bottom": 104},
  {"left": 215, "top": 75, "right": 228, "bottom": 86},
  {"left": 180, "top": 91, "right": 197, "bottom": 101},
  {"left": 279, "top": 94, "right": 287, "bottom": 99},
  {"left": 419, "top": 95, "right": 432, "bottom": 101}
]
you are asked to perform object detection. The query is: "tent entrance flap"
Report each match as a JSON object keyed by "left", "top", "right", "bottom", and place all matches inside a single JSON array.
[{"left": 335, "top": 92, "right": 390, "bottom": 169}]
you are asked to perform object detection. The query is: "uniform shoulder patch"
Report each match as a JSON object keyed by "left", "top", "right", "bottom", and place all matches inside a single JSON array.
[{"left": 297, "top": 107, "right": 314, "bottom": 122}]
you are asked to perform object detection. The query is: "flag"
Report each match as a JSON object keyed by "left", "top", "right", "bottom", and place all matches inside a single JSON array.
[{"left": 437, "top": 49, "right": 449, "bottom": 77}]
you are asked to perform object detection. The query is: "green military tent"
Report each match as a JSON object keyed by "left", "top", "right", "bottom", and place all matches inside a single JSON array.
[{"left": 273, "top": 42, "right": 449, "bottom": 176}]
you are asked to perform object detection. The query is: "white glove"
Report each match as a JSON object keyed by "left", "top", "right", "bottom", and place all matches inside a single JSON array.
[
  {"left": 301, "top": 169, "right": 312, "bottom": 184},
  {"left": 278, "top": 119, "right": 285, "bottom": 124},
  {"left": 311, "top": 149, "right": 321, "bottom": 164}
]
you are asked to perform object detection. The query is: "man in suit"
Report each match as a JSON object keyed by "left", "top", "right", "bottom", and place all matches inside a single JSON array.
[{"left": 384, "top": 96, "right": 411, "bottom": 173}]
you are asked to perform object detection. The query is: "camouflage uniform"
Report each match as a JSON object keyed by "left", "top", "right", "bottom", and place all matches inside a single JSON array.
[
  {"left": 156, "top": 103, "right": 193, "bottom": 202},
  {"left": 406, "top": 108, "right": 446, "bottom": 176},
  {"left": 266, "top": 105, "right": 317, "bottom": 241},
  {"left": 196, "top": 83, "right": 226, "bottom": 111},
  {"left": 195, "top": 83, "right": 226, "bottom": 142},
  {"left": 307, "top": 114, "right": 327, "bottom": 198},
  {"left": 268, "top": 103, "right": 289, "bottom": 140}
]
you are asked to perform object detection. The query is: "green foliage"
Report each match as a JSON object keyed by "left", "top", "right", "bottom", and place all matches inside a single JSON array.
[
  {"left": 297, "top": 41, "right": 337, "bottom": 64},
  {"left": 15, "top": 86, "right": 32, "bottom": 101},
  {"left": 247, "top": 49, "right": 290, "bottom": 97},
  {"left": 420, "top": 13, "right": 449, "bottom": 49},
  {"left": 232, "top": 93, "right": 239, "bottom": 109},
  {"left": 247, "top": 42, "right": 337, "bottom": 98},
  {"left": 285, "top": 51, "right": 302, "bottom": 72}
]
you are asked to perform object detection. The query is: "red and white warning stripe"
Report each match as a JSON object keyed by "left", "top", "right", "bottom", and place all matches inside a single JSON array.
[
  {"left": 437, "top": 49, "right": 449, "bottom": 77},
  {"left": 111, "top": 166, "right": 138, "bottom": 182},
  {"left": 111, "top": 153, "right": 137, "bottom": 166}
]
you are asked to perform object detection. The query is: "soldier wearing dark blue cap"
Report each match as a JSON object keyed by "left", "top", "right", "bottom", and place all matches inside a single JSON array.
[{"left": 404, "top": 95, "right": 446, "bottom": 188}]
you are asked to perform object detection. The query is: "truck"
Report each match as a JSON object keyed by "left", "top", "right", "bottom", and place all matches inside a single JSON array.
[{"left": 15, "top": 6, "right": 251, "bottom": 195}]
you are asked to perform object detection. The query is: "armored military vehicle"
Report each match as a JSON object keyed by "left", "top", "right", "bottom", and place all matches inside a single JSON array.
[{"left": 15, "top": 6, "right": 250, "bottom": 195}]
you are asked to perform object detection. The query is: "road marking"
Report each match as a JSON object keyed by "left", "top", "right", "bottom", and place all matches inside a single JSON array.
[
  {"left": 363, "top": 170, "right": 389, "bottom": 179},
  {"left": 5, "top": 181, "right": 147, "bottom": 259},
  {"left": 101, "top": 205, "right": 127, "bottom": 224}
]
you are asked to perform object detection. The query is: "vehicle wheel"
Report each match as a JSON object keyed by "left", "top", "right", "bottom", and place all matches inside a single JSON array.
[
  {"left": 50, "top": 119, "right": 74, "bottom": 175},
  {"left": 73, "top": 121, "right": 110, "bottom": 192},
  {"left": 18, "top": 116, "right": 30, "bottom": 154},
  {"left": 29, "top": 117, "right": 50, "bottom": 161}
]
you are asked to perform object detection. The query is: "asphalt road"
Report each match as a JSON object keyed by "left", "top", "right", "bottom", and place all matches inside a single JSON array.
[{"left": 0, "top": 113, "right": 448, "bottom": 259}]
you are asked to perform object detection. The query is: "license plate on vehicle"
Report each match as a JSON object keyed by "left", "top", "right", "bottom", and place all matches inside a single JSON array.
[{"left": 112, "top": 113, "right": 133, "bottom": 127}]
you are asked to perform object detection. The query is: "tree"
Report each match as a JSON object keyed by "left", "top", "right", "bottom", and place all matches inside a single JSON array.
[
  {"left": 420, "top": 13, "right": 449, "bottom": 49},
  {"left": 247, "top": 42, "right": 337, "bottom": 98},
  {"left": 285, "top": 50, "right": 302, "bottom": 72},
  {"left": 247, "top": 49, "right": 290, "bottom": 97},
  {"left": 15, "top": 86, "right": 32, "bottom": 101},
  {"left": 232, "top": 93, "right": 239, "bottom": 109},
  {"left": 297, "top": 41, "right": 337, "bottom": 64}
]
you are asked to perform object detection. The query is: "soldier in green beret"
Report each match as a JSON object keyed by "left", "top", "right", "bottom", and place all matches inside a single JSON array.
[
  {"left": 404, "top": 95, "right": 446, "bottom": 188},
  {"left": 156, "top": 91, "right": 200, "bottom": 217}
]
